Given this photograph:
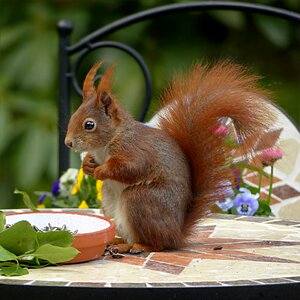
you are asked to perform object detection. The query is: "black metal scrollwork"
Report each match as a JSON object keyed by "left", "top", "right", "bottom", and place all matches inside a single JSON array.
[
  {"left": 70, "top": 41, "right": 152, "bottom": 122},
  {"left": 57, "top": 1, "right": 300, "bottom": 174}
]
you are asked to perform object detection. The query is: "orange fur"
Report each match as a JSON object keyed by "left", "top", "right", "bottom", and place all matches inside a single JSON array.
[
  {"left": 82, "top": 61, "right": 102, "bottom": 101},
  {"left": 66, "top": 61, "right": 276, "bottom": 252},
  {"left": 157, "top": 61, "right": 275, "bottom": 237},
  {"left": 97, "top": 63, "right": 115, "bottom": 94}
]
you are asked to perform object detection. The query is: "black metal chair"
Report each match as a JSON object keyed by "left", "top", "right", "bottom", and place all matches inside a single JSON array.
[{"left": 57, "top": 1, "right": 300, "bottom": 175}]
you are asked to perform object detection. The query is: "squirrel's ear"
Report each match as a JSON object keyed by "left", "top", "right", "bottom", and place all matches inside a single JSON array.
[
  {"left": 82, "top": 61, "right": 103, "bottom": 102},
  {"left": 97, "top": 91, "right": 113, "bottom": 117},
  {"left": 97, "top": 63, "right": 115, "bottom": 94}
]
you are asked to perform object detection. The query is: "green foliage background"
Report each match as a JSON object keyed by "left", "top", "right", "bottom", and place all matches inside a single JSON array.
[{"left": 1, "top": 0, "right": 299, "bottom": 208}]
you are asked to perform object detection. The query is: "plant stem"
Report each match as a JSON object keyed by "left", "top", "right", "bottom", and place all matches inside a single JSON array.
[
  {"left": 267, "top": 165, "right": 274, "bottom": 205},
  {"left": 258, "top": 172, "right": 262, "bottom": 195}
]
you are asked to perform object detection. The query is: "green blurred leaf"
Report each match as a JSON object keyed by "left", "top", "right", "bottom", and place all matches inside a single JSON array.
[
  {"left": 14, "top": 189, "right": 38, "bottom": 212},
  {"left": 0, "top": 24, "right": 31, "bottom": 51},
  {"left": 21, "top": 33, "right": 56, "bottom": 89},
  {"left": 0, "top": 211, "right": 6, "bottom": 232},
  {"left": 255, "top": 15, "right": 291, "bottom": 48},
  {"left": 0, "top": 103, "right": 11, "bottom": 155},
  {"left": 15, "top": 126, "right": 51, "bottom": 186},
  {"left": 210, "top": 11, "right": 245, "bottom": 29},
  {"left": 255, "top": 199, "right": 274, "bottom": 216}
]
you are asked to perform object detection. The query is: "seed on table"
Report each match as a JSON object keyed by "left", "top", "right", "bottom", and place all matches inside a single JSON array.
[
  {"left": 112, "top": 253, "right": 124, "bottom": 259},
  {"left": 213, "top": 246, "right": 223, "bottom": 250}
]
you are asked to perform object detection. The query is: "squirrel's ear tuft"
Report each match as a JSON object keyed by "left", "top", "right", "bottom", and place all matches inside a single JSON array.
[
  {"left": 82, "top": 61, "right": 103, "bottom": 102},
  {"left": 97, "top": 63, "right": 115, "bottom": 94}
]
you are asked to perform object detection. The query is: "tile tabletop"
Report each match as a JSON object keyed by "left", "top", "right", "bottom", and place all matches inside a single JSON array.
[
  {"left": 1, "top": 209, "right": 300, "bottom": 289},
  {"left": 1, "top": 105, "right": 299, "bottom": 298}
]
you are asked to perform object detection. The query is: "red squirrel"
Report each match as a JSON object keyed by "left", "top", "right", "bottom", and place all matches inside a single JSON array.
[{"left": 65, "top": 61, "right": 276, "bottom": 253}]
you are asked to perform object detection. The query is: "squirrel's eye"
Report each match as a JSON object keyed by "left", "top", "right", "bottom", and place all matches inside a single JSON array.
[{"left": 83, "top": 119, "right": 96, "bottom": 131}]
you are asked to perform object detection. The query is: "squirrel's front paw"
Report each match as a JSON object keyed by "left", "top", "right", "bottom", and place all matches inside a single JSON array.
[
  {"left": 82, "top": 154, "right": 99, "bottom": 177},
  {"left": 94, "top": 165, "right": 110, "bottom": 180}
]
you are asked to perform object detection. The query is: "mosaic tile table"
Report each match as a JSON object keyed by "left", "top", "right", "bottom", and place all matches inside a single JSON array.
[
  {"left": 253, "top": 105, "right": 300, "bottom": 222},
  {"left": 1, "top": 209, "right": 300, "bottom": 299},
  {"left": 1, "top": 107, "right": 299, "bottom": 299}
]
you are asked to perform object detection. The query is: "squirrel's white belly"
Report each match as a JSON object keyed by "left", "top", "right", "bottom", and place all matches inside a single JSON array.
[
  {"left": 102, "top": 180, "right": 134, "bottom": 243},
  {"left": 93, "top": 147, "right": 135, "bottom": 243}
]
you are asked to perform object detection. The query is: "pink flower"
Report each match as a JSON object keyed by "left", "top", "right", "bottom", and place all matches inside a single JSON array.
[
  {"left": 258, "top": 148, "right": 284, "bottom": 166},
  {"left": 215, "top": 125, "right": 230, "bottom": 136}
]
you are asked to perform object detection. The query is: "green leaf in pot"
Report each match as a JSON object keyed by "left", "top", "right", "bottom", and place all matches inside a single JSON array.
[
  {"left": 14, "top": 189, "right": 38, "bottom": 212},
  {"left": 0, "top": 221, "right": 37, "bottom": 255},
  {"left": 37, "top": 231, "right": 75, "bottom": 248}
]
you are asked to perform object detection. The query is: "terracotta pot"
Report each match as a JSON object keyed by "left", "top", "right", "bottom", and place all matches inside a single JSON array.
[{"left": 6, "top": 211, "right": 115, "bottom": 263}]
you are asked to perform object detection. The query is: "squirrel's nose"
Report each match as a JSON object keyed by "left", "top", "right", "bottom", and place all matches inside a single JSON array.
[{"left": 65, "top": 138, "right": 73, "bottom": 148}]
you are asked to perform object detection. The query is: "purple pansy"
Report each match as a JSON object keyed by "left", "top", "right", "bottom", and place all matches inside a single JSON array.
[
  {"left": 216, "top": 198, "right": 234, "bottom": 211},
  {"left": 225, "top": 185, "right": 235, "bottom": 198},
  {"left": 216, "top": 180, "right": 235, "bottom": 212},
  {"left": 38, "top": 194, "right": 47, "bottom": 204},
  {"left": 233, "top": 188, "right": 259, "bottom": 216},
  {"left": 51, "top": 179, "right": 60, "bottom": 196}
]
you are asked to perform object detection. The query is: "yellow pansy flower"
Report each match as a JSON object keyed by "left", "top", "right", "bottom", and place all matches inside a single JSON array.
[
  {"left": 71, "top": 168, "right": 84, "bottom": 195},
  {"left": 96, "top": 180, "right": 103, "bottom": 201},
  {"left": 78, "top": 200, "right": 89, "bottom": 209},
  {"left": 71, "top": 185, "right": 79, "bottom": 195},
  {"left": 37, "top": 204, "right": 45, "bottom": 209},
  {"left": 77, "top": 168, "right": 84, "bottom": 184}
]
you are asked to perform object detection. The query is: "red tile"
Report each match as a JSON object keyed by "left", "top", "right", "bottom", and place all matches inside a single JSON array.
[
  {"left": 188, "top": 238, "right": 254, "bottom": 244},
  {"left": 151, "top": 252, "right": 193, "bottom": 266},
  {"left": 271, "top": 185, "right": 300, "bottom": 200},
  {"left": 260, "top": 192, "right": 280, "bottom": 205},
  {"left": 257, "top": 278, "right": 292, "bottom": 284},
  {"left": 203, "top": 249, "right": 258, "bottom": 257},
  {"left": 194, "top": 240, "right": 300, "bottom": 251},
  {"left": 220, "top": 280, "right": 260, "bottom": 286},
  {"left": 189, "top": 253, "right": 238, "bottom": 261},
  {"left": 225, "top": 254, "right": 299, "bottom": 264},
  {"left": 188, "top": 231, "right": 213, "bottom": 242},
  {"left": 105, "top": 255, "right": 145, "bottom": 266},
  {"left": 185, "top": 238, "right": 254, "bottom": 250},
  {"left": 245, "top": 173, "right": 281, "bottom": 187},
  {"left": 174, "top": 251, "right": 238, "bottom": 261},
  {"left": 144, "top": 260, "right": 184, "bottom": 275}
]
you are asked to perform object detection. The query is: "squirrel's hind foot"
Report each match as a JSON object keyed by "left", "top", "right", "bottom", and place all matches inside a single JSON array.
[{"left": 107, "top": 243, "right": 151, "bottom": 255}]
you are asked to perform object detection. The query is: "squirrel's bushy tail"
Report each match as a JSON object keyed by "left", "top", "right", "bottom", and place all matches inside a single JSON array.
[{"left": 156, "top": 61, "right": 276, "bottom": 237}]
